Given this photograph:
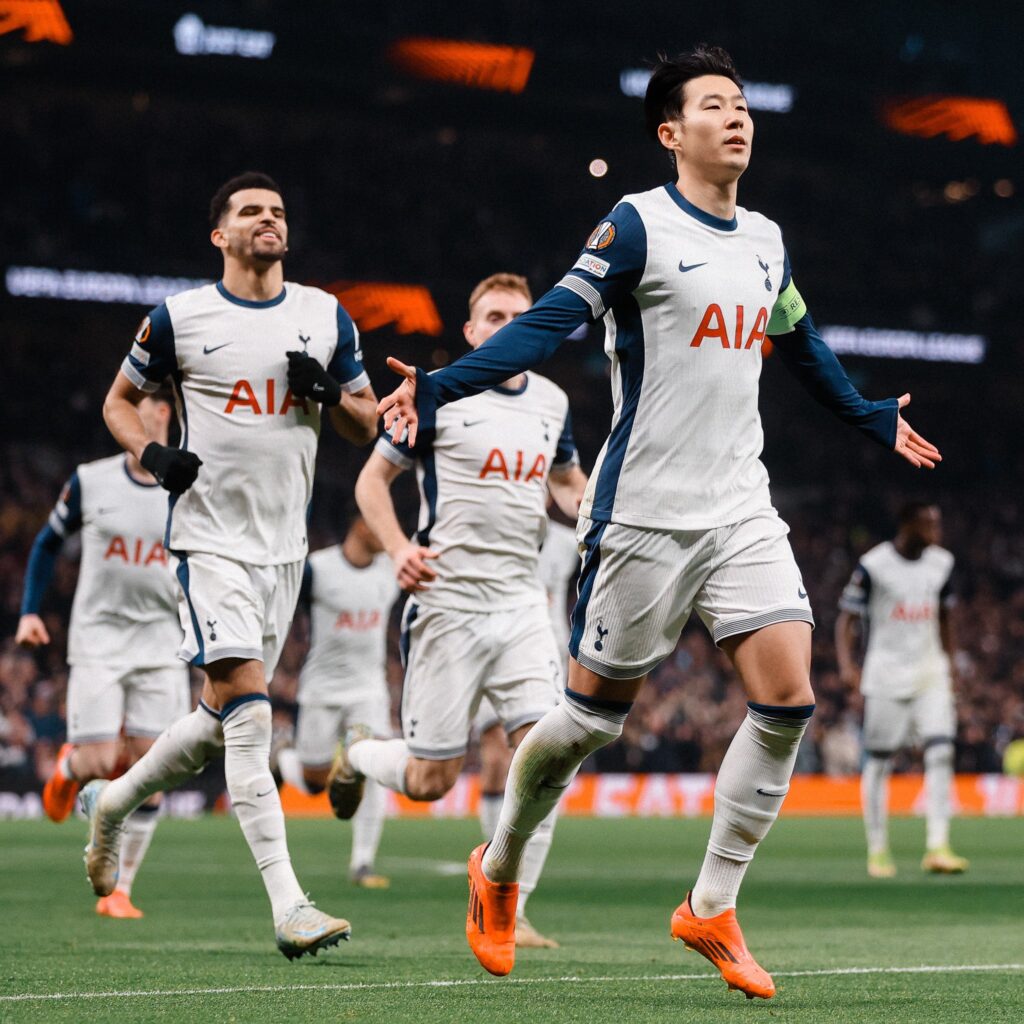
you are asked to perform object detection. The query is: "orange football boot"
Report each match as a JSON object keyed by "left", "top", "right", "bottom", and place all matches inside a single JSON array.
[
  {"left": 670, "top": 892, "right": 775, "bottom": 1000},
  {"left": 96, "top": 890, "right": 144, "bottom": 919},
  {"left": 466, "top": 844, "right": 518, "bottom": 976},
  {"left": 42, "top": 743, "right": 80, "bottom": 823}
]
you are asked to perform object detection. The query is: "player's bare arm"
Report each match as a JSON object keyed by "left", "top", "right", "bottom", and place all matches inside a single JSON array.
[
  {"left": 102, "top": 371, "right": 202, "bottom": 493},
  {"left": 330, "top": 385, "right": 378, "bottom": 446},
  {"left": 834, "top": 610, "right": 862, "bottom": 688},
  {"left": 354, "top": 449, "right": 438, "bottom": 592},
  {"left": 547, "top": 463, "right": 588, "bottom": 516}
]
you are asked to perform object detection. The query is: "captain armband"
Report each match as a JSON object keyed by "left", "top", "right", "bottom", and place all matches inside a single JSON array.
[{"left": 767, "top": 281, "right": 807, "bottom": 335}]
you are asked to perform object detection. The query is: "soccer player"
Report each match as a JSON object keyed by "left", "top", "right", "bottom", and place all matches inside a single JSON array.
[
  {"left": 375, "top": 47, "right": 941, "bottom": 996},
  {"left": 80, "top": 172, "right": 379, "bottom": 959},
  {"left": 276, "top": 514, "right": 400, "bottom": 888},
  {"left": 15, "top": 392, "right": 187, "bottom": 919},
  {"left": 836, "top": 502, "right": 967, "bottom": 877},
  {"left": 340, "top": 273, "right": 587, "bottom": 946}
]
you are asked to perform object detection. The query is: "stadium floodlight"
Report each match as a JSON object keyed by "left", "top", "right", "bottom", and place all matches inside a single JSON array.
[{"left": 821, "top": 325, "right": 987, "bottom": 364}]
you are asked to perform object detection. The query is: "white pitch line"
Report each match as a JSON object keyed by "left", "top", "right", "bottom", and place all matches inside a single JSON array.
[{"left": 1, "top": 963, "right": 1021, "bottom": 1003}]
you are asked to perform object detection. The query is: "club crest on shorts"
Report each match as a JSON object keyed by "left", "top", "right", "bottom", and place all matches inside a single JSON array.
[{"left": 586, "top": 221, "right": 616, "bottom": 251}]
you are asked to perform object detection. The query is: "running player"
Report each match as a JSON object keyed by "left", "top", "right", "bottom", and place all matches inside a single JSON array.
[
  {"left": 836, "top": 502, "right": 967, "bottom": 877},
  {"left": 276, "top": 514, "right": 399, "bottom": 888},
  {"left": 339, "top": 273, "right": 587, "bottom": 947},
  {"left": 81, "top": 172, "right": 378, "bottom": 958},
  {"left": 375, "top": 47, "right": 941, "bottom": 996},
  {"left": 15, "top": 392, "right": 187, "bottom": 919},
  {"left": 474, "top": 509, "right": 580, "bottom": 948}
]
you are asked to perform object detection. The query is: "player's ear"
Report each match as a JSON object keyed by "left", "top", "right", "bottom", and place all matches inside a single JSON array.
[
  {"left": 657, "top": 120, "right": 681, "bottom": 153},
  {"left": 210, "top": 226, "right": 226, "bottom": 251},
  {"left": 463, "top": 320, "right": 475, "bottom": 345}
]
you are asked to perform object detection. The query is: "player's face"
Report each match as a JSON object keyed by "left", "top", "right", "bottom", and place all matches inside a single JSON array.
[
  {"left": 662, "top": 74, "right": 752, "bottom": 183},
  {"left": 463, "top": 289, "right": 531, "bottom": 349},
  {"left": 912, "top": 506, "right": 943, "bottom": 547},
  {"left": 212, "top": 188, "right": 288, "bottom": 264}
]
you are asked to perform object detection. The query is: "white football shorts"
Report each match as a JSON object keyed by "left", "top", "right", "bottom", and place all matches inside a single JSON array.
[
  {"left": 862, "top": 687, "right": 956, "bottom": 754},
  {"left": 399, "top": 600, "right": 561, "bottom": 760},
  {"left": 66, "top": 662, "right": 190, "bottom": 743},
  {"left": 176, "top": 552, "right": 303, "bottom": 681},
  {"left": 295, "top": 688, "right": 393, "bottom": 768},
  {"left": 569, "top": 511, "right": 814, "bottom": 679}
]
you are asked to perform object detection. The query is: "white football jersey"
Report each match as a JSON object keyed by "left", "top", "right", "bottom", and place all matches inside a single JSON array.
[
  {"left": 298, "top": 546, "right": 399, "bottom": 706},
  {"left": 839, "top": 541, "right": 955, "bottom": 698},
  {"left": 49, "top": 455, "right": 182, "bottom": 667},
  {"left": 556, "top": 185, "right": 796, "bottom": 530},
  {"left": 121, "top": 281, "right": 369, "bottom": 565},
  {"left": 537, "top": 519, "right": 580, "bottom": 654},
  {"left": 377, "top": 371, "right": 578, "bottom": 611}
]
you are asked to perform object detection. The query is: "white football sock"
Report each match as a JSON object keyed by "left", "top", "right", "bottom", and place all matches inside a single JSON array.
[
  {"left": 862, "top": 753, "right": 893, "bottom": 854},
  {"left": 115, "top": 802, "right": 160, "bottom": 897},
  {"left": 516, "top": 805, "right": 559, "bottom": 916},
  {"left": 483, "top": 694, "right": 626, "bottom": 884},
  {"left": 100, "top": 704, "right": 223, "bottom": 821},
  {"left": 923, "top": 740, "right": 954, "bottom": 850},
  {"left": 479, "top": 792, "right": 504, "bottom": 841},
  {"left": 350, "top": 779, "right": 386, "bottom": 874},
  {"left": 691, "top": 703, "right": 813, "bottom": 918},
  {"left": 221, "top": 697, "right": 304, "bottom": 922},
  {"left": 277, "top": 747, "right": 310, "bottom": 794},
  {"left": 348, "top": 737, "right": 410, "bottom": 796}
]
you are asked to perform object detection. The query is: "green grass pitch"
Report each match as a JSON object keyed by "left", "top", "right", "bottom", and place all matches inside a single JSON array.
[{"left": 2, "top": 814, "right": 1022, "bottom": 1023}]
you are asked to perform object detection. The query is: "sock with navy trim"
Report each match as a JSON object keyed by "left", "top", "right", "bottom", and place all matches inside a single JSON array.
[
  {"left": 691, "top": 702, "right": 814, "bottom": 918},
  {"left": 100, "top": 704, "right": 224, "bottom": 821},
  {"left": 221, "top": 696, "right": 305, "bottom": 922},
  {"left": 483, "top": 692, "right": 629, "bottom": 884}
]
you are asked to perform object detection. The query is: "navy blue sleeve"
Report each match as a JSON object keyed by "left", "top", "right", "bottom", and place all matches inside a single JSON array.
[
  {"left": 553, "top": 409, "right": 579, "bottom": 469},
  {"left": 771, "top": 312, "right": 899, "bottom": 448},
  {"left": 420, "top": 287, "right": 591, "bottom": 416},
  {"left": 374, "top": 419, "right": 433, "bottom": 469},
  {"left": 780, "top": 248, "right": 793, "bottom": 292},
  {"left": 48, "top": 472, "right": 83, "bottom": 538},
  {"left": 839, "top": 562, "right": 872, "bottom": 615},
  {"left": 327, "top": 303, "right": 372, "bottom": 392},
  {"left": 120, "top": 304, "right": 177, "bottom": 392},
  {"left": 20, "top": 523, "right": 67, "bottom": 616}
]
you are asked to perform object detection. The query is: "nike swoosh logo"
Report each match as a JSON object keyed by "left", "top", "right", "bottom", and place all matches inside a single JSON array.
[
  {"left": 678, "top": 261, "right": 708, "bottom": 273},
  {"left": 256, "top": 788, "right": 274, "bottom": 798},
  {"left": 95, "top": 507, "right": 118, "bottom": 515},
  {"left": 203, "top": 343, "right": 232, "bottom": 355},
  {"left": 462, "top": 419, "right": 485, "bottom": 427},
  {"left": 757, "top": 787, "right": 789, "bottom": 797}
]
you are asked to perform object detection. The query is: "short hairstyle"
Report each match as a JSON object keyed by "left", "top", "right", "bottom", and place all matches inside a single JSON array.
[
  {"left": 467, "top": 273, "right": 533, "bottom": 317},
  {"left": 899, "top": 500, "right": 937, "bottom": 526},
  {"left": 209, "top": 172, "right": 282, "bottom": 228},
  {"left": 643, "top": 44, "right": 743, "bottom": 140}
]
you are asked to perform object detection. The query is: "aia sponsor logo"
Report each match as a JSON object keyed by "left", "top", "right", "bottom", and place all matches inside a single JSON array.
[
  {"left": 103, "top": 537, "right": 167, "bottom": 566},
  {"left": 225, "top": 379, "right": 310, "bottom": 415},
  {"left": 479, "top": 449, "right": 547, "bottom": 483},
  {"left": 891, "top": 603, "right": 934, "bottom": 622},
  {"left": 334, "top": 609, "right": 382, "bottom": 631},
  {"left": 690, "top": 304, "right": 769, "bottom": 350}
]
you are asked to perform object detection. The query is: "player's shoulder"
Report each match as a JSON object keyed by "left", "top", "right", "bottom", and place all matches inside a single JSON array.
[
  {"left": 735, "top": 205, "right": 784, "bottom": 243},
  {"left": 77, "top": 453, "right": 127, "bottom": 481},
  {"left": 284, "top": 281, "right": 339, "bottom": 310},
  {"left": 307, "top": 544, "right": 341, "bottom": 571},
  {"left": 858, "top": 541, "right": 892, "bottom": 570},
  {"left": 164, "top": 282, "right": 221, "bottom": 318},
  {"left": 925, "top": 544, "right": 955, "bottom": 570}
]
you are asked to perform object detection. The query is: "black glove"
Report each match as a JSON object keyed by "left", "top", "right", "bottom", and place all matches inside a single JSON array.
[
  {"left": 286, "top": 351, "right": 341, "bottom": 406},
  {"left": 140, "top": 442, "right": 202, "bottom": 495}
]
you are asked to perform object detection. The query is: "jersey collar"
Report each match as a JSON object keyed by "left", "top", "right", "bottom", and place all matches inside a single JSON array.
[
  {"left": 494, "top": 375, "right": 529, "bottom": 396},
  {"left": 216, "top": 280, "right": 287, "bottom": 308},
  {"left": 122, "top": 457, "right": 160, "bottom": 489},
  {"left": 664, "top": 184, "right": 738, "bottom": 232}
]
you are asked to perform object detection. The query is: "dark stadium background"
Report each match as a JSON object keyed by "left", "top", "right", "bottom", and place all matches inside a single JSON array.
[{"left": 2, "top": 0, "right": 1022, "bottom": 799}]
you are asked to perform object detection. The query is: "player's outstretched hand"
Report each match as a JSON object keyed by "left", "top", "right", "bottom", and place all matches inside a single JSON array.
[
  {"left": 392, "top": 540, "right": 439, "bottom": 593},
  {"left": 286, "top": 351, "right": 342, "bottom": 406},
  {"left": 893, "top": 394, "right": 941, "bottom": 469},
  {"left": 377, "top": 357, "right": 420, "bottom": 448},
  {"left": 141, "top": 442, "right": 203, "bottom": 495},
  {"left": 15, "top": 613, "right": 50, "bottom": 648}
]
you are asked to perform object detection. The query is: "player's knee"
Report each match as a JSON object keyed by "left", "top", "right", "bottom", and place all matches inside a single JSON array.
[{"left": 404, "top": 759, "right": 458, "bottom": 801}]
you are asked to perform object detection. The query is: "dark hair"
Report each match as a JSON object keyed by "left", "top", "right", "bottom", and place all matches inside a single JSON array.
[
  {"left": 209, "top": 172, "right": 282, "bottom": 228},
  {"left": 899, "top": 500, "right": 937, "bottom": 525},
  {"left": 643, "top": 45, "right": 743, "bottom": 140}
]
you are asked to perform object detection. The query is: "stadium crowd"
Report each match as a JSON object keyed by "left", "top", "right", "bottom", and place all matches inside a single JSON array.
[{"left": 3, "top": 439, "right": 1021, "bottom": 793}]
